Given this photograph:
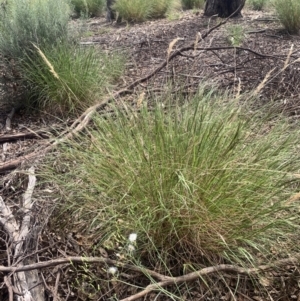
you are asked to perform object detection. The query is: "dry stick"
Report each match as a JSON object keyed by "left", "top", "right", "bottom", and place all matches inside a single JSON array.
[
  {"left": 0, "top": 257, "right": 172, "bottom": 281},
  {"left": 180, "top": 46, "right": 285, "bottom": 59},
  {"left": 0, "top": 167, "right": 37, "bottom": 299},
  {"left": 0, "top": 16, "right": 232, "bottom": 174},
  {"left": 0, "top": 254, "right": 299, "bottom": 275},
  {"left": 5, "top": 108, "right": 16, "bottom": 131},
  {"left": 13, "top": 167, "right": 37, "bottom": 300},
  {"left": 4, "top": 276, "right": 13, "bottom": 301},
  {"left": 0, "top": 130, "right": 50, "bottom": 143},
  {"left": 118, "top": 258, "right": 300, "bottom": 301},
  {"left": 53, "top": 270, "right": 61, "bottom": 301},
  {"left": 0, "top": 142, "right": 52, "bottom": 173},
  {"left": 0, "top": 254, "right": 299, "bottom": 301},
  {"left": 0, "top": 197, "right": 19, "bottom": 242}
]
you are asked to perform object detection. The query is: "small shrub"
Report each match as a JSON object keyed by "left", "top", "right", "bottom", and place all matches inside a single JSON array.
[
  {"left": 0, "top": 0, "right": 121, "bottom": 114},
  {"left": 150, "top": 0, "right": 170, "bottom": 18},
  {"left": 274, "top": 0, "right": 300, "bottom": 34},
  {"left": 226, "top": 24, "right": 245, "bottom": 46},
  {"left": 0, "top": 0, "right": 76, "bottom": 110},
  {"left": 21, "top": 43, "right": 125, "bottom": 114},
  {"left": 46, "top": 89, "right": 300, "bottom": 265},
  {"left": 248, "top": 0, "right": 267, "bottom": 10},
  {"left": 113, "top": 0, "right": 178, "bottom": 21},
  {"left": 182, "top": 0, "right": 205, "bottom": 9},
  {"left": 166, "top": 0, "right": 182, "bottom": 20},
  {"left": 113, "top": 0, "right": 151, "bottom": 22},
  {"left": 0, "top": 0, "right": 72, "bottom": 59},
  {"left": 71, "top": 0, "right": 105, "bottom": 17}
]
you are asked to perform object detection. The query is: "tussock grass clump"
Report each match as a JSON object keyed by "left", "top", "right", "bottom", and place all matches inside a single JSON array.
[
  {"left": 274, "top": 0, "right": 300, "bottom": 34},
  {"left": 150, "top": 0, "right": 171, "bottom": 18},
  {"left": 113, "top": 0, "right": 179, "bottom": 21},
  {"left": 226, "top": 24, "right": 245, "bottom": 47},
  {"left": 46, "top": 90, "right": 300, "bottom": 265},
  {"left": 71, "top": 0, "right": 105, "bottom": 17},
  {"left": 113, "top": 0, "right": 151, "bottom": 22},
  {"left": 248, "top": 0, "right": 268, "bottom": 10},
  {"left": 182, "top": 0, "right": 205, "bottom": 9},
  {"left": 21, "top": 44, "right": 125, "bottom": 114},
  {"left": 0, "top": 0, "right": 125, "bottom": 114},
  {"left": 0, "top": 0, "right": 71, "bottom": 59}
]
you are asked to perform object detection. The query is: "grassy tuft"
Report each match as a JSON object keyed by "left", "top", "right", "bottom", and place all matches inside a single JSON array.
[
  {"left": 165, "top": 0, "right": 182, "bottom": 20},
  {"left": 71, "top": 0, "right": 105, "bottom": 17},
  {"left": 182, "top": 0, "right": 205, "bottom": 9},
  {"left": 248, "top": 0, "right": 268, "bottom": 10},
  {"left": 150, "top": 0, "right": 170, "bottom": 18},
  {"left": 112, "top": 0, "right": 151, "bottom": 22},
  {"left": 226, "top": 24, "right": 245, "bottom": 47},
  {"left": 45, "top": 89, "right": 300, "bottom": 266},
  {"left": 113, "top": 0, "right": 179, "bottom": 21},
  {"left": 21, "top": 43, "right": 125, "bottom": 114},
  {"left": 0, "top": 0, "right": 71, "bottom": 59},
  {"left": 274, "top": 0, "right": 300, "bottom": 34},
  {"left": 0, "top": 0, "right": 77, "bottom": 110}
]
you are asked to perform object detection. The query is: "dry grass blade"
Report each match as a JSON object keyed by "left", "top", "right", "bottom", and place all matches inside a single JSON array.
[
  {"left": 194, "top": 32, "right": 202, "bottom": 52},
  {"left": 285, "top": 192, "right": 300, "bottom": 205},
  {"left": 33, "top": 44, "right": 59, "bottom": 79},
  {"left": 283, "top": 44, "right": 294, "bottom": 71},
  {"left": 252, "top": 68, "right": 275, "bottom": 96},
  {"left": 167, "top": 37, "right": 181, "bottom": 63},
  {"left": 235, "top": 77, "right": 241, "bottom": 98},
  {"left": 136, "top": 92, "right": 145, "bottom": 108}
]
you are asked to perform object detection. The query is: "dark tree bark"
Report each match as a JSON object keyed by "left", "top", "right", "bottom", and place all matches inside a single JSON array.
[{"left": 204, "top": 0, "right": 246, "bottom": 18}]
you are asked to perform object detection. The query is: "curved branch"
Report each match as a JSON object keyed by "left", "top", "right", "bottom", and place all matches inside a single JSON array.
[
  {"left": 0, "top": 253, "right": 299, "bottom": 276},
  {"left": 119, "top": 255, "right": 300, "bottom": 301}
]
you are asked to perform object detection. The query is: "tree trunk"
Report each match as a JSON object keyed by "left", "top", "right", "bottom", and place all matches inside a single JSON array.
[{"left": 204, "top": 0, "right": 246, "bottom": 18}]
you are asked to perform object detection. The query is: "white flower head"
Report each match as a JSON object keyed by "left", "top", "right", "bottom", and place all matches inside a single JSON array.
[
  {"left": 128, "top": 244, "right": 135, "bottom": 252},
  {"left": 128, "top": 233, "right": 137, "bottom": 243},
  {"left": 108, "top": 266, "right": 118, "bottom": 275}
]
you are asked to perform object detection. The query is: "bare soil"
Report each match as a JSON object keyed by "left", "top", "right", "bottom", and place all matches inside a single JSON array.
[{"left": 1, "top": 7, "right": 300, "bottom": 301}]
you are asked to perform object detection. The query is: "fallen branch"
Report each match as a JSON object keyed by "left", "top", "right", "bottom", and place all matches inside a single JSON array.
[
  {"left": 0, "top": 130, "right": 50, "bottom": 143},
  {"left": 118, "top": 255, "right": 300, "bottom": 301},
  {"left": 4, "top": 276, "right": 14, "bottom": 301},
  {"left": 181, "top": 46, "right": 286, "bottom": 59},
  {"left": 0, "top": 254, "right": 299, "bottom": 300},
  {"left": 0, "top": 256, "right": 171, "bottom": 280},
  {"left": 0, "top": 146, "right": 50, "bottom": 173},
  {"left": 14, "top": 167, "right": 38, "bottom": 301},
  {"left": 0, "top": 167, "right": 45, "bottom": 300},
  {"left": 0, "top": 254, "right": 298, "bottom": 278}
]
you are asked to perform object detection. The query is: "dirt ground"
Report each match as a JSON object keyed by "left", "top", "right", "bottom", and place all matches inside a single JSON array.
[{"left": 1, "top": 7, "right": 300, "bottom": 301}]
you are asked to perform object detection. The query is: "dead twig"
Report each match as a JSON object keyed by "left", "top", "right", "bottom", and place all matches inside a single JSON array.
[
  {"left": 53, "top": 270, "right": 61, "bottom": 301},
  {"left": 118, "top": 256, "right": 300, "bottom": 301},
  {"left": 5, "top": 108, "right": 16, "bottom": 131},
  {"left": 0, "top": 253, "right": 299, "bottom": 276},
  {"left": 0, "top": 129, "right": 52, "bottom": 143},
  {"left": 0, "top": 145, "right": 50, "bottom": 173},
  {"left": 0, "top": 254, "right": 299, "bottom": 300},
  {"left": 179, "top": 46, "right": 285, "bottom": 59},
  {"left": 13, "top": 167, "right": 37, "bottom": 301},
  {"left": 4, "top": 276, "right": 13, "bottom": 301},
  {"left": 0, "top": 167, "right": 42, "bottom": 300}
]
